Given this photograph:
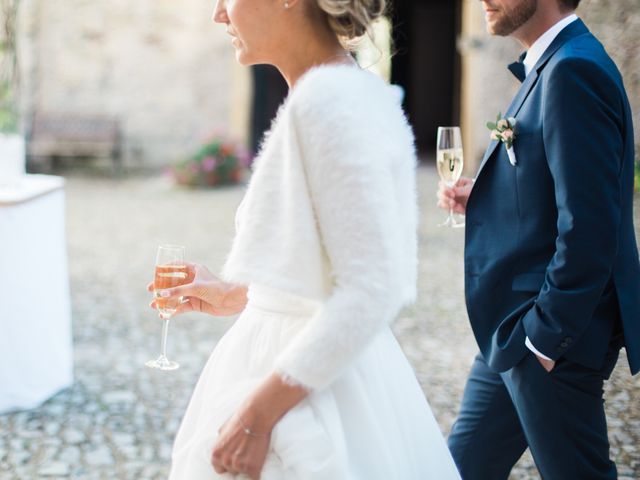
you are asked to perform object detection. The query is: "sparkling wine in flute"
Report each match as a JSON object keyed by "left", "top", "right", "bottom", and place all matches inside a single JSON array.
[
  {"left": 146, "top": 244, "right": 187, "bottom": 371},
  {"left": 437, "top": 148, "right": 464, "bottom": 186},
  {"left": 436, "top": 126, "right": 465, "bottom": 228},
  {"left": 154, "top": 264, "right": 188, "bottom": 318}
]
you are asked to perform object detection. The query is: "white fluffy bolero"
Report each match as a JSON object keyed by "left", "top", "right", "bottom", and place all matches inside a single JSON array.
[{"left": 222, "top": 64, "right": 418, "bottom": 391}]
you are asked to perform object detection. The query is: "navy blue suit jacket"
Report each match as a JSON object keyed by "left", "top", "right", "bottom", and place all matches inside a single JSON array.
[{"left": 465, "top": 19, "right": 640, "bottom": 375}]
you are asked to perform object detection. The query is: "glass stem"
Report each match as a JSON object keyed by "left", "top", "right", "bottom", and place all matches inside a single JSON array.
[{"left": 160, "top": 318, "right": 170, "bottom": 358}]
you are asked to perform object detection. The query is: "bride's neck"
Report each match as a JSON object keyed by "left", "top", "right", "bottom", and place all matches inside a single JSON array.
[{"left": 275, "top": 27, "right": 353, "bottom": 88}]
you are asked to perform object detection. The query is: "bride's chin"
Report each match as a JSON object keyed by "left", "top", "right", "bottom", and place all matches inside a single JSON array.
[{"left": 233, "top": 48, "right": 253, "bottom": 66}]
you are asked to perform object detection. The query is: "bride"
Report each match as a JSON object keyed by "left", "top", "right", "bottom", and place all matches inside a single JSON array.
[{"left": 152, "top": 0, "right": 461, "bottom": 477}]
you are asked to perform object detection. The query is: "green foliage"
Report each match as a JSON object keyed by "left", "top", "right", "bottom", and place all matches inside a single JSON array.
[
  {"left": 634, "top": 156, "right": 640, "bottom": 194},
  {"left": 0, "top": 107, "right": 17, "bottom": 132},
  {"left": 0, "top": 82, "right": 17, "bottom": 132},
  {"left": 0, "top": 0, "right": 20, "bottom": 133}
]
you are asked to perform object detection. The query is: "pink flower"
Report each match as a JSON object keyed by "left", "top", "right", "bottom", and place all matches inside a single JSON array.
[
  {"left": 202, "top": 156, "right": 217, "bottom": 172},
  {"left": 487, "top": 113, "right": 517, "bottom": 161},
  {"left": 237, "top": 146, "right": 252, "bottom": 167}
]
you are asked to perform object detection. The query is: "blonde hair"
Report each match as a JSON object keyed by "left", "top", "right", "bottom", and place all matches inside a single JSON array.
[{"left": 316, "top": 0, "right": 387, "bottom": 44}]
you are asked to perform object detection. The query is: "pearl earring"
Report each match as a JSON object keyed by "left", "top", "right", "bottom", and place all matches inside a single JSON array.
[{"left": 284, "top": 2, "right": 289, "bottom": 8}]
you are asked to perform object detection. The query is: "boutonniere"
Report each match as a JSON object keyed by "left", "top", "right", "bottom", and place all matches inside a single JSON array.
[{"left": 487, "top": 113, "right": 517, "bottom": 166}]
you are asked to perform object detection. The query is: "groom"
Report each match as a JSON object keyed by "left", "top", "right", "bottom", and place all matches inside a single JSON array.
[{"left": 438, "top": 0, "right": 640, "bottom": 478}]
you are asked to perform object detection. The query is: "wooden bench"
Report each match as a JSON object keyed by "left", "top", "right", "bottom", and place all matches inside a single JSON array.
[{"left": 27, "top": 113, "right": 122, "bottom": 173}]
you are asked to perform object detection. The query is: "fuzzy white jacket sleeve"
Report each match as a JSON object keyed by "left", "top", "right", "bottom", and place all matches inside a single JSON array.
[{"left": 274, "top": 73, "right": 416, "bottom": 391}]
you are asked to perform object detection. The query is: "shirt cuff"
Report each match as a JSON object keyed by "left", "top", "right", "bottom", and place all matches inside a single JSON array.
[{"left": 525, "top": 336, "right": 553, "bottom": 361}]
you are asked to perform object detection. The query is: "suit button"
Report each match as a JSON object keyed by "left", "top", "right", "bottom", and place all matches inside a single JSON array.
[
  {"left": 556, "top": 347, "right": 563, "bottom": 353},
  {"left": 560, "top": 342, "right": 568, "bottom": 348},
  {"left": 564, "top": 337, "right": 573, "bottom": 344}
]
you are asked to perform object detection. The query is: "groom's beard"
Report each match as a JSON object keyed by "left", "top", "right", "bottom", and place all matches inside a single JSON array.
[{"left": 485, "top": 0, "right": 537, "bottom": 36}]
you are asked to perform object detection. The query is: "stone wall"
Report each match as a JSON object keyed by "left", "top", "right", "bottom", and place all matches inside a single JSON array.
[
  {"left": 580, "top": 0, "right": 640, "bottom": 156},
  {"left": 460, "top": 0, "right": 640, "bottom": 172},
  {"left": 17, "top": 0, "right": 248, "bottom": 167},
  {"left": 460, "top": 0, "right": 521, "bottom": 171},
  {"left": 15, "top": 0, "right": 638, "bottom": 169}
]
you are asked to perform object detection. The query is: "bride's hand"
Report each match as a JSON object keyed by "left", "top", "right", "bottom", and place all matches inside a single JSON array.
[
  {"left": 211, "top": 411, "right": 271, "bottom": 479},
  {"left": 147, "top": 263, "right": 248, "bottom": 317},
  {"left": 437, "top": 177, "right": 474, "bottom": 215},
  {"left": 211, "top": 373, "right": 308, "bottom": 479}
]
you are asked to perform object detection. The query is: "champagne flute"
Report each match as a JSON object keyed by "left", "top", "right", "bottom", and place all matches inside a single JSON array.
[
  {"left": 146, "top": 244, "right": 188, "bottom": 371},
  {"left": 436, "top": 126, "right": 465, "bottom": 228}
]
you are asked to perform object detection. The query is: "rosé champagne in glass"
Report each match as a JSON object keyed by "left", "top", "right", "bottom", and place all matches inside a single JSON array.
[
  {"left": 154, "top": 264, "right": 188, "bottom": 318},
  {"left": 146, "top": 244, "right": 188, "bottom": 371}
]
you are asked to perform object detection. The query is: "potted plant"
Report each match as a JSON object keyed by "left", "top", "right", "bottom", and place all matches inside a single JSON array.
[
  {"left": 169, "top": 134, "right": 251, "bottom": 188},
  {"left": 0, "top": 0, "right": 25, "bottom": 184}
]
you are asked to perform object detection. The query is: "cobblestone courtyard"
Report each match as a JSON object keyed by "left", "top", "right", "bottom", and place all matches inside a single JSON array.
[{"left": 1, "top": 166, "right": 638, "bottom": 479}]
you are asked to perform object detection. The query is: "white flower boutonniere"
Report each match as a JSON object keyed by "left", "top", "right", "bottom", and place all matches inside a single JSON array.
[{"left": 487, "top": 113, "right": 518, "bottom": 166}]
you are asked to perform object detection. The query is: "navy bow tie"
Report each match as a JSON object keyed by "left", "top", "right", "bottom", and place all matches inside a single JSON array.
[{"left": 508, "top": 52, "right": 528, "bottom": 83}]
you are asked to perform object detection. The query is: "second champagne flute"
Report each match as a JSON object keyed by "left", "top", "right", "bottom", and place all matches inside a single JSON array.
[
  {"left": 436, "top": 126, "right": 465, "bottom": 228},
  {"left": 146, "top": 244, "right": 188, "bottom": 371}
]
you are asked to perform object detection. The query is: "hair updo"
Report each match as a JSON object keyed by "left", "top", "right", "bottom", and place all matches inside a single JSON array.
[{"left": 315, "top": 0, "right": 386, "bottom": 42}]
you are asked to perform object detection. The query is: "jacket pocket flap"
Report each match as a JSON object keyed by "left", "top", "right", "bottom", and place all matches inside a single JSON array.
[{"left": 512, "top": 272, "right": 545, "bottom": 292}]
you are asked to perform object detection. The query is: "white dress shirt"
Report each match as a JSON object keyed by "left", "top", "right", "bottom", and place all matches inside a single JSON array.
[
  {"left": 522, "top": 14, "right": 578, "bottom": 362},
  {"left": 523, "top": 14, "right": 578, "bottom": 77}
]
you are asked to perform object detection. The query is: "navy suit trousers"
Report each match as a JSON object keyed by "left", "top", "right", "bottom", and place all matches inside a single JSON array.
[{"left": 448, "top": 330, "right": 624, "bottom": 479}]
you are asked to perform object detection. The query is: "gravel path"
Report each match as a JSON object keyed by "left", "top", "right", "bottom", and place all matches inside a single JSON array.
[{"left": 0, "top": 166, "right": 638, "bottom": 479}]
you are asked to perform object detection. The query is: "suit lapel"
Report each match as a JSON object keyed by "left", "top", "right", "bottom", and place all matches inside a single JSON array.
[
  {"left": 474, "top": 19, "right": 590, "bottom": 180},
  {"left": 475, "top": 70, "right": 539, "bottom": 177}
]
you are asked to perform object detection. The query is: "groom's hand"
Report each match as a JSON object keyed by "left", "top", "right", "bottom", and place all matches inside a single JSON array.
[
  {"left": 536, "top": 355, "right": 556, "bottom": 373},
  {"left": 437, "top": 177, "right": 474, "bottom": 214}
]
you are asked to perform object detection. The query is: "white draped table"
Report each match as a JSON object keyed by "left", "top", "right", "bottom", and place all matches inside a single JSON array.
[{"left": 0, "top": 174, "right": 73, "bottom": 414}]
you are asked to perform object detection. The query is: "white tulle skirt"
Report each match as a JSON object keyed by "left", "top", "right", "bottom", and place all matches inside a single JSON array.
[{"left": 169, "top": 285, "right": 460, "bottom": 480}]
